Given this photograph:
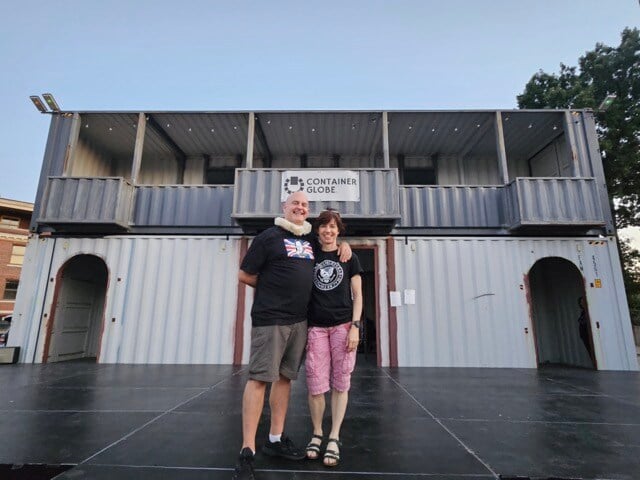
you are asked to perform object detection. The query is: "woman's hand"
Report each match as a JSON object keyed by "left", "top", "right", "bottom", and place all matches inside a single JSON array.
[{"left": 347, "top": 325, "right": 359, "bottom": 352}]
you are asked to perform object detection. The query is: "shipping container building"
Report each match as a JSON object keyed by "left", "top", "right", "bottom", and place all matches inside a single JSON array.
[{"left": 8, "top": 110, "right": 637, "bottom": 370}]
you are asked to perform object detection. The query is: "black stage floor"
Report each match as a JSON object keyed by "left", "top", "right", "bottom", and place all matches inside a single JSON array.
[{"left": 0, "top": 357, "right": 639, "bottom": 479}]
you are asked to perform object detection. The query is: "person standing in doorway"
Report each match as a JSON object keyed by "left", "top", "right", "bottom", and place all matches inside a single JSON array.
[
  {"left": 232, "top": 193, "right": 351, "bottom": 480},
  {"left": 577, "top": 296, "right": 595, "bottom": 366},
  {"left": 304, "top": 209, "right": 363, "bottom": 468}
]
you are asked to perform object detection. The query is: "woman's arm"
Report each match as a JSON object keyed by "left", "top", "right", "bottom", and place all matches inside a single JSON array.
[{"left": 347, "top": 274, "right": 363, "bottom": 352}]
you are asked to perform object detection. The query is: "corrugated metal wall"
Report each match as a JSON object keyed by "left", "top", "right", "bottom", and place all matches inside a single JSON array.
[
  {"left": 233, "top": 168, "right": 399, "bottom": 217},
  {"left": 399, "top": 186, "right": 504, "bottom": 227},
  {"left": 11, "top": 236, "right": 243, "bottom": 364},
  {"left": 184, "top": 156, "right": 206, "bottom": 184},
  {"left": 139, "top": 154, "right": 179, "bottom": 185},
  {"left": 40, "top": 177, "right": 134, "bottom": 225},
  {"left": 392, "top": 237, "right": 636, "bottom": 370},
  {"left": 505, "top": 178, "right": 603, "bottom": 227},
  {"left": 133, "top": 186, "right": 234, "bottom": 226},
  {"left": 70, "top": 138, "right": 113, "bottom": 177},
  {"left": 10, "top": 235, "right": 635, "bottom": 370}
]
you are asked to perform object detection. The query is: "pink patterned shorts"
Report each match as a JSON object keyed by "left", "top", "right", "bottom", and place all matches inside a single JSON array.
[{"left": 306, "top": 324, "right": 357, "bottom": 395}]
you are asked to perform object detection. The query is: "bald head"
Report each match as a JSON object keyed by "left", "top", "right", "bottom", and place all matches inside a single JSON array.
[{"left": 283, "top": 192, "right": 310, "bottom": 225}]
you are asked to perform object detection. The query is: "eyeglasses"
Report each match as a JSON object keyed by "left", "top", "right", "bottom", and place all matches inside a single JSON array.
[{"left": 325, "top": 207, "right": 341, "bottom": 216}]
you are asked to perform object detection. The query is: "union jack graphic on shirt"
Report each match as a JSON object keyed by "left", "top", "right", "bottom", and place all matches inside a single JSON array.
[{"left": 284, "top": 238, "right": 314, "bottom": 259}]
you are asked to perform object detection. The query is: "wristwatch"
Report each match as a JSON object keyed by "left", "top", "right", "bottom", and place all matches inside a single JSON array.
[{"left": 351, "top": 321, "right": 361, "bottom": 329}]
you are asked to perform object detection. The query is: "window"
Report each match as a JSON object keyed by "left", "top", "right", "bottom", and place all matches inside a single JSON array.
[
  {"left": 0, "top": 216, "right": 20, "bottom": 229},
  {"left": 206, "top": 167, "right": 236, "bottom": 185},
  {"left": 9, "top": 245, "right": 25, "bottom": 266},
  {"left": 3, "top": 280, "right": 18, "bottom": 300},
  {"left": 401, "top": 167, "right": 437, "bottom": 185}
]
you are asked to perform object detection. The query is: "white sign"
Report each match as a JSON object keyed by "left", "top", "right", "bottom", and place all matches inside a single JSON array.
[
  {"left": 404, "top": 289, "right": 416, "bottom": 305},
  {"left": 389, "top": 291, "right": 402, "bottom": 307},
  {"left": 281, "top": 170, "right": 360, "bottom": 202}
]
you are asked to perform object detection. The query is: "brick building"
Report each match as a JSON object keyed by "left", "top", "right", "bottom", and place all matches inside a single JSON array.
[{"left": 0, "top": 198, "right": 33, "bottom": 319}]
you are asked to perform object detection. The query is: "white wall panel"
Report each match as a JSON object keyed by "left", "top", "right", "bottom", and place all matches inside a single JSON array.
[
  {"left": 70, "top": 139, "right": 112, "bottom": 177},
  {"left": 12, "top": 235, "right": 635, "bottom": 370},
  {"left": 13, "top": 236, "right": 242, "bottom": 364},
  {"left": 139, "top": 154, "right": 179, "bottom": 184},
  {"left": 393, "top": 237, "right": 637, "bottom": 370},
  {"left": 184, "top": 156, "right": 206, "bottom": 184},
  {"left": 9, "top": 237, "right": 57, "bottom": 362}
]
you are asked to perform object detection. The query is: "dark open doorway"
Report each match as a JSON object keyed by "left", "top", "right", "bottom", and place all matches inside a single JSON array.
[
  {"left": 44, "top": 255, "right": 108, "bottom": 363},
  {"left": 353, "top": 248, "right": 378, "bottom": 365},
  {"left": 528, "top": 256, "right": 596, "bottom": 369}
]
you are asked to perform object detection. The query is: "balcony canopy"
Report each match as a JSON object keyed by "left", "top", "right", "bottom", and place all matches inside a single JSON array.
[{"left": 75, "top": 110, "right": 567, "bottom": 161}]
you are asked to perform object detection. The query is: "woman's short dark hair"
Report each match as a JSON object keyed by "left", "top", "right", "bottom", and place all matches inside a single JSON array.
[{"left": 315, "top": 209, "right": 346, "bottom": 235}]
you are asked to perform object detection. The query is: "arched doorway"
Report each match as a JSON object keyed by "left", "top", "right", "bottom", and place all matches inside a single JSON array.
[
  {"left": 44, "top": 255, "right": 108, "bottom": 363},
  {"left": 528, "top": 257, "right": 595, "bottom": 369}
]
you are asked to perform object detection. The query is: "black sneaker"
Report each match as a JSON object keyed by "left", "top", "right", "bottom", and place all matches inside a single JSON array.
[
  {"left": 262, "top": 435, "right": 306, "bottom": 460},
  {"left": 232, "top": 447, "right": 256, "bottom": 480}
]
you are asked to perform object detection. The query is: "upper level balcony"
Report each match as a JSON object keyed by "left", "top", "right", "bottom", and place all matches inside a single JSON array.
[
  {"left": 35, "top": 174, "right": 607, "bottom": 235},
  {"left": 232, "top": 168, "right": 401, "bottom": 234},
  {"left": 38, "top": 177, "right": 134, "bottom": 232},
  {"left": 504, "top": 177, "right": 605, "bottom": 231},
  {"left": 32, "top": 110, "right": 614, "bottom": 236}
]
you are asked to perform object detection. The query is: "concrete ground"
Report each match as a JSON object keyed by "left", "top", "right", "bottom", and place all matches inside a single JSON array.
[{"left": 0, "top": 358, "right": 639, "bottom": 480}]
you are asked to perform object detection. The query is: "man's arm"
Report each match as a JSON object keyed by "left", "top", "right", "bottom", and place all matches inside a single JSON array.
[
  {"left": 238, "top": 270, "right": 258, "bottom": 288},
  {"left": 337, "top": 241, "right": 352, "bottom": 262}
]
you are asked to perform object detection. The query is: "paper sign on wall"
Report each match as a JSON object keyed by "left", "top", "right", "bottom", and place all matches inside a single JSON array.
[
  {"left": 389, "top": 291, "right": 402, "bottom": 307},
  {"left": 404, "top": 289, "right": 416, "bottom": 305}
]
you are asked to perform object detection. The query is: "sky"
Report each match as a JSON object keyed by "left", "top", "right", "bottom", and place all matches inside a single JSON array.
[{"left": 0, "top": 0, "right": 638, "bottom": 207}]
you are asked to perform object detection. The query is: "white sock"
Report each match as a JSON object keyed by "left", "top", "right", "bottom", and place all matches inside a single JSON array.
[{"left": 269, "top": 433, "right": 282, "bottom": 443}]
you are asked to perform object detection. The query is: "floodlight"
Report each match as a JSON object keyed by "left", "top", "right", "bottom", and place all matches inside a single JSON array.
[
  {"left": 29, "top": 95, "right": 48, "bottom": 113},
  {"left": 42, "top": 93, "right": 61, "bottom": 112},
  {"left": 598, "top": 94, "right": 616, "bottom": 112}
]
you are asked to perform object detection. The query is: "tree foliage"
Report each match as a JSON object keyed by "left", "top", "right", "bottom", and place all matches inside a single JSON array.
[
  {"left": 621, "top": 238, "right": 640, "bottom": 325},
  {"left": 518, "top": 27, "right": 640, "bottom": 228},
  {"left": 518, "top": 28, "right": 640, "bottom": 323}
]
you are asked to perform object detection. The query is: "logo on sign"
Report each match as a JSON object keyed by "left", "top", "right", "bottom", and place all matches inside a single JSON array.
[
  {"left": 284, "top": 176, "right": 305, "bottom": 195},
  {"left": 281, "top": 170, "right": 360, "bottom": 201}
]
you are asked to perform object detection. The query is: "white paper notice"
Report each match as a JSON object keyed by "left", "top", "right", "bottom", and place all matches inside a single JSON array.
[
  {"left": 404, "top": 289, "right": 416, "bottom": 305},
  {"left": 389, "top": 291, "right": 402, "bottom": 307}
]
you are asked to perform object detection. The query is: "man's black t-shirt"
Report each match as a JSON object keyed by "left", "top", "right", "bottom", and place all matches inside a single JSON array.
[
  {"left": 308, "top": 249, "right": 363, "bottom": 328},
  {"left": 240, "top": 226, "right": 316, "bottom": 327}
]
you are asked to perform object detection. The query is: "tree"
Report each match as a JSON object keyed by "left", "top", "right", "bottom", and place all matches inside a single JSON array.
[
  {"left": 518, "top": 28, "right": 640, "bottom": 324},
  {"left": 518, "top": 27, "right": 639, "bottom": 228},
  {"left": 621, "top": 237, "right": 640, "bottom": 325}
]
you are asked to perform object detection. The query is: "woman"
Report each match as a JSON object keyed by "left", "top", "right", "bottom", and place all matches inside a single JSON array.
[{"left": 305, "top": 209, "right": 363, "bottom": 467}]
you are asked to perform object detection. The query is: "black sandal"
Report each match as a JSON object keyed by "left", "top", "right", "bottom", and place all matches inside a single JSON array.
[
  {"left": 323, "top": 438, "right": 341, "bottom": 467},
  {"left": 305, "top": 434, "right": 323, "bottom": 459}
]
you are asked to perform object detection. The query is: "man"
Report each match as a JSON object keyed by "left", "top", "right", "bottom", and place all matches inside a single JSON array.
[{"left": 232, "top": 191, "right": 350, "bottom": 480}]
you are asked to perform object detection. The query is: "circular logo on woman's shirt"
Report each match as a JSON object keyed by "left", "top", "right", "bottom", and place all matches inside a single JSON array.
[{"left": 313, "top": 259, "right": 344, "bottom": 291}]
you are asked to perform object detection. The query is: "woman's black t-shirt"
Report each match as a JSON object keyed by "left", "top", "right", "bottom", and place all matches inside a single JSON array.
[{"left": 308, "top": 249, "right": 363, "bottom": 328}]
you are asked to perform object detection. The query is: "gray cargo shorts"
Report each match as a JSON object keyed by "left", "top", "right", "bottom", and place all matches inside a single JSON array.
[{"left": 248, "top": 321, "right": 307, "bottom": 382}]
